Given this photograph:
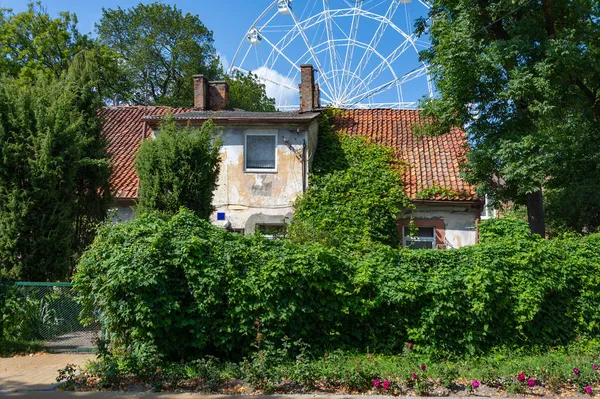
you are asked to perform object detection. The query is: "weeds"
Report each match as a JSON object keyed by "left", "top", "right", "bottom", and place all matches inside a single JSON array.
[{"left": 72, "top": 339, "right": 600, "bottom": 395}]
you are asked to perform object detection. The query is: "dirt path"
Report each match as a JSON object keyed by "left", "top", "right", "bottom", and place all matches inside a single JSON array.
[{"left": 0, "top": 352, "right": 95, "bottom": 392}]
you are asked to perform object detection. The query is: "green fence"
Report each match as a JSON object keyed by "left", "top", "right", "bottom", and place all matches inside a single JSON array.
[{"left": 0, "top": 282, "right": 99, "bottom": 352}]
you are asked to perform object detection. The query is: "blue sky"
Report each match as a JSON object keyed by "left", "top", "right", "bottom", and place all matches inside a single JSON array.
[
  {"left": 0, "top": 0, "right": 273, "bottom": 68},
  {"left": 0, "top": 0, "right": 432, "bottom": 108}
]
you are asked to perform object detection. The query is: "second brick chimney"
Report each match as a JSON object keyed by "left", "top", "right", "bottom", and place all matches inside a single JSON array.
[
  {"left": 193, "top": 75, "right": 230, "bottom": 111},
  {"left": 299, "top": 64, "right": 320, "bottom": 113}
]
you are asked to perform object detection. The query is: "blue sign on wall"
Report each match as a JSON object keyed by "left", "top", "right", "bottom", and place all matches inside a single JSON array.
[{"left": 217, "top": 212, "right": 226, "bottom": 221}]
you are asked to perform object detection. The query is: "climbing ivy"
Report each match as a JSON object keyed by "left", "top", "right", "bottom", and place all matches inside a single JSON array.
[
  {"left": 288, "top": 109, "right": 413, "bottom": 248},
  {"left": 414, "top": 184, "right": 470, "bottom": 200}
]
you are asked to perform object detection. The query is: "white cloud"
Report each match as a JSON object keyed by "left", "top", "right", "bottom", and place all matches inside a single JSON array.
[
  {"left": 217, "top": 52, "right": 230, "bottom": 72},
  {"left": 251, "top": 66, "right": 299, "bottom": 110}
]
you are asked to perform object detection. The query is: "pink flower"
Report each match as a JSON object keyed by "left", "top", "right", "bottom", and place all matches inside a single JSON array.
[
  {"left": 411, "top": 373, "right": 418, "bottom": 379},
  {"left": 527, "top": 378, "right": 535, "bottom": 388},
  {"left": 472, "top": 380, "right": 480, "bottom": 388},
  {"left": 585, "top": 386, "right": 593, "bottom": 395},
  {"left": 373, "top": 379, "right": 381, "bottom": 387},
  {"left": 518, "top": 373, "right": 526, "bottom": 382},
  {"left": 574, "top": 368, "right": 581, "bottom": 375},
  {"left": 421, "top": 363, "right": 427, "bottom": 371},
  {"left": 383, "top": 381, "right": 391, "bottom": 389},
  {"left": 594, "top": 364, "right": 599, "bottom": 371}
]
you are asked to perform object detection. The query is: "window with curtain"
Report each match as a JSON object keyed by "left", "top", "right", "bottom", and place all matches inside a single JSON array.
[{"left": 246, "top": 134, "right": 276, "bottom": 170}]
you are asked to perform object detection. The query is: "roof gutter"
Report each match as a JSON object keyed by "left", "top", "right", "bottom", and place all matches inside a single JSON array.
[
  {"left": 411, "top": 199, "right": 483, "bottom": 206},
  {"left": 142, "top": 116, "right": 321, "bottom": 125}
]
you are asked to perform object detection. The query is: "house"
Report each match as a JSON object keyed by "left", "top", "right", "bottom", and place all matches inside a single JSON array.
[
  {"left": 331, "top": 109, "right": 480, "bottom": 249},
  {"left": 100, "top": 65, "right": 483, "bottom": 248}
]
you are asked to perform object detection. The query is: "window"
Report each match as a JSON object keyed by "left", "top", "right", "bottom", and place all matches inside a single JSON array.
[
  {"left": 403, "top": 226, "right": 436, "bottom": 250},
  {"left": 481, "top": 195, "right": 497, "bottom": 220},
  {"left": 255, "top": 224, "right": 287, "bottom": 239},
  {"left": 245, "top": 133, "right": 277, "bottom": 171}
]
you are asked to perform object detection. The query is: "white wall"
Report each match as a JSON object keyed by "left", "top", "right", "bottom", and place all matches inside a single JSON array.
[{"left": 409, "top": 203, "right": 480, "bottom": 248}]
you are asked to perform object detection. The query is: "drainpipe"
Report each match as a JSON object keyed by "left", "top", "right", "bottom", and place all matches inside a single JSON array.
[{"left": 302, "top": 139, "right": 307, "bottom": 193}]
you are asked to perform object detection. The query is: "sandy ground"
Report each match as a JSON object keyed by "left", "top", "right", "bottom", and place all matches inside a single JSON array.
[{"left": 0, "top": 352, "right": 95, "bottom": 392}]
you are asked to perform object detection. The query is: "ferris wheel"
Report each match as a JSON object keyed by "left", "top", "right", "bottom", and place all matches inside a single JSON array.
[{"left": 228, "top": 0, "right": 433, "bottom": 110}]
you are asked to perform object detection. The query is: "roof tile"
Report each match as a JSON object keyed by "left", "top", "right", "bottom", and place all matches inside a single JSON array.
[
  {"left": 330, "top": 109, "right": 477, "bottom": 201},
  {"left": 102, "top": 107, "right": 477, "bottom": 202},
  {"left": 99, "top": 106, "right": 192, "bottom": 200}
]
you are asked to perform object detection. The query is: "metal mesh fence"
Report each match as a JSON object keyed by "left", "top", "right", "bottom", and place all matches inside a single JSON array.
[{"left": 1, "top": 282, "right": 99, "bottom": 352}]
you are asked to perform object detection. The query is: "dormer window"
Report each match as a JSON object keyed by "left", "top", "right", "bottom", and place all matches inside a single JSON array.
[{"left": 245, "top": 132, "right": 277, "bottom": 171}]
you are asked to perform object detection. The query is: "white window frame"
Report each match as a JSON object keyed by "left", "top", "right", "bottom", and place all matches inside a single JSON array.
[
  {"left": 244, "top": 130, "right": 278, "bottom": 173},
  {"left": 480, "top": 195, "right": 498, "bottom": 220},
  {"left": 403, "top": 226, "right": 437, "bottom": 250}
]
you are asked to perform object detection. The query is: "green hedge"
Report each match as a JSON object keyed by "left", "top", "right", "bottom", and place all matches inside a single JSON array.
[{"left": 74, "top": 210, "right": 600, "bottom": 360}]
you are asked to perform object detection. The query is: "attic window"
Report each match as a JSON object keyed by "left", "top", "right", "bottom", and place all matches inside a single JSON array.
[{"left": 245, "top": 133, "right": 277, "bottom": 171}]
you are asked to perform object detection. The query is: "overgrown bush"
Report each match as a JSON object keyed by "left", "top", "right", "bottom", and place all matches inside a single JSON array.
[
  {"left": 288, "top": 110, "right": 412, "bottom": 248},
  {"left": 136, "top": 117, "right": 222, "bottom": 218},
  {"left": 75, "top": 210, "right": 600, "bottom": 361},
  {"left": 478, "top": 217, "right": 537, "bottom": 243}
]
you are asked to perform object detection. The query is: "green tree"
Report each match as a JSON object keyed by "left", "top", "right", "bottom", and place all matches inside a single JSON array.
[
  {"left": 288, "top": 111, "right": 412, "bottom": 248},
  {"left": 96, "top": 2, "right": 276, "bottom": 110},
  {"left": 544, "top": 119, "right": 600, "bottom": 234},
  {"left": 96, "top": 2, "right": 221, "bottom": 106},
  {"left": 0, "top": 52, "right": 112, "bottom": 281},
  {"left": 226, "top": 71, "right": 276, "bottom": 112},
  {"left": 0, "top": 2, "right": 125, "bottom": 102},
  {"left": 135, "top": 117, "right": 222, "bottom": 218},
  {"left": 417, "top": 0, "right": 600, "bottom": 235}
]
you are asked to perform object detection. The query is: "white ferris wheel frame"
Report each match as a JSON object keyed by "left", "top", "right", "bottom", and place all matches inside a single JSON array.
[{"left": 228, "top": 0, "right": 433, "bottom": 110}]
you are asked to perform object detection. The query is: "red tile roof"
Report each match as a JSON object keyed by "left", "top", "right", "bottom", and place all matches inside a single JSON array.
[
  {"left": 330, "top": 109, "right": 477, "bottom": 201},
  {"left": 99, "top": 106, "right": 191, "bottom": 200},
  {"left": 101, "top": 106, "right": 477, "bottom": 202}
]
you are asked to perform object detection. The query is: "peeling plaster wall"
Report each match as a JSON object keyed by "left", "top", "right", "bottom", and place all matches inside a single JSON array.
[
  {"left": 211, "top": 122, "right": 317, "bottom": 234},
  {"left": 407, "top": 203, "right": 480, "bottom": 248}
]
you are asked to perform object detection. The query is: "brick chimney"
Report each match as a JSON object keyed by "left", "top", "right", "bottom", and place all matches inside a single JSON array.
[
  {"left": 193, "top": 75, "right": 230, "bottom": 111},
  {"left": 299, "top": 64, "right": 320, "bottom": 113}
]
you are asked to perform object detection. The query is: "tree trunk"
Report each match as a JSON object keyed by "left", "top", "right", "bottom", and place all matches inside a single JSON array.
[{"left": 527, "top": 188, "right": 546, "bottom": 236}]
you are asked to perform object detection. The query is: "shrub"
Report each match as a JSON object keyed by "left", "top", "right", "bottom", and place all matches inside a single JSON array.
[
  {"left": 136, "top": 117, "right": 222, "bottom": 218},
  {"left": 75, "top": 210, "right": 600, "bottom": 361},
  {"left": 478, "top": 217, "right": 537, "bottom": 243},
  {"left": 288, "top": 111, "right": 412, "bottom": 248}
]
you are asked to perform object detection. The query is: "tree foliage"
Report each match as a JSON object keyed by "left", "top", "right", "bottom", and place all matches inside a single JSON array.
[
  {"left": 96, "top": 2, "right": 276, "bottom": 110},
  {"left": 96, "top": 2, "right": 221, "bottom": 107},
  {"left": 0, "top": 52, "right": 112, "bottom": 281},
  {"left": 0, "top": 2, "right": 125, "bottom": 102},
  {"left": 417, "top": 0, "right": 600, "bottom": 234},
  {"left": 226, "top": 71, "right": 276, "bottom": 112},
  {"left": 288, "top": 111, "right": 412, "bottom": 248},
  {"left": 135, "top": 117, "right": 222, "bottom": 218}
]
